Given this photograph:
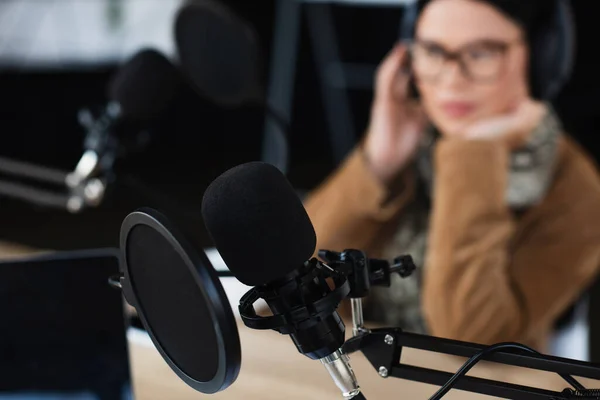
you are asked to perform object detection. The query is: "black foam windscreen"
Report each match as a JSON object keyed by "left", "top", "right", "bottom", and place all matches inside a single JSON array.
[
  {"left": 201, "top": 162, "right": 317, "bottom": 287},
  {"left": 174, "top": 0, "right": 261, "bottom": 106},
  {"left": 120, "top": 209, "right": 240, "bottom": 394},
  {"left": 108, "top": 49, "right": 181, "bottom": 121}
]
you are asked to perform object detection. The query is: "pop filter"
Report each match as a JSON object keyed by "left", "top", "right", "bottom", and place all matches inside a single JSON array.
[
  {"left": 174, "top": 0, "right": 262, "bottom": 107},
  {"left": 118, "top": 208, "right": 241, "bottom": 394},
  {"left": 174, "top": 0, "right": 291, "bottom": 174}
]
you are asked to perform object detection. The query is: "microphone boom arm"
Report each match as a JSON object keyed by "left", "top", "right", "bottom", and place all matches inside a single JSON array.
[
  {"left": 342, "top": 320, "right": 600, "bottom": 399},
  {"left": 0, "top": 104, "right": 126, "bottom": 213},
  {"left": 325, "top": 249, "right": 600, "bottom": 400}
]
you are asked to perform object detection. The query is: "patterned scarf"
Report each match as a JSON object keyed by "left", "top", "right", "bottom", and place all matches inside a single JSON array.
[{"left": 362, "top": 105, "right": 562, "bottom": 333}]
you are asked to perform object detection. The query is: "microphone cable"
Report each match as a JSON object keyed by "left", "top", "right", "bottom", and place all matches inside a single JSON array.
[{"left": 428, "top": 342, "right": 586, "bottom": 400}]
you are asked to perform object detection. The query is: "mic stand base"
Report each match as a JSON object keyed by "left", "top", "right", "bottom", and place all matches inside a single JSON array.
[{"left": 342, "top": 328, "right": 600, "bottom": 400}]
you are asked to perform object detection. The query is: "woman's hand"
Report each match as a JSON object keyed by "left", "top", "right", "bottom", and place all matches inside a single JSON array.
[
  {"left": 364, "top": 43, "right": 427, "bottom": 185},
  {"left": 463, "top": 99, "right": 547, "bottom": 149}
]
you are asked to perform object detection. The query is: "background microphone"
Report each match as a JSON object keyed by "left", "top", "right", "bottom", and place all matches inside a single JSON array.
[
  {"left": 201, "top": 161, "right": 362, "bottom": 398},
  {"left": 0, "top": 48, "right": 182, "bottom": 213},
  {"left": 106, "top": 48, "right": 182, "bottom": 122},
  {"left": 67, "top": 48, "right": 182, "bottom": 208}
]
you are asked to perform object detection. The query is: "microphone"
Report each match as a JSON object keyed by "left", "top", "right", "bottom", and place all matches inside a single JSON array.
[
  {"left": 67, "top": 48, "right": 182, "bottom": 209},
  {"left": 201, "top": 162, "right": 362, "bottom": 399}
]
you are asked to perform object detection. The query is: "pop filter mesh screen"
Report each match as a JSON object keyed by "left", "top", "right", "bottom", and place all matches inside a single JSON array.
[
  {"left": 175, "top": 1, "right": 260, "bottom": 105},
  {"left": 126, "top": 224, "right": 218, "bottom": 381}
]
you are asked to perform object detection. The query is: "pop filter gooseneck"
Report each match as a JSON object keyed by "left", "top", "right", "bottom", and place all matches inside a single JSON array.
[
  {"left": 117, "top": 208, "right": 241, "bottom": 394},
  {"left": 174, "top": 0, "right": 290, "bottom": 174}
]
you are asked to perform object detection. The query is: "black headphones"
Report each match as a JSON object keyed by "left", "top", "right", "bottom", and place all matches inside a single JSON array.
[{"left": 399, "top": 0, "right": 576, "bottom": 101}]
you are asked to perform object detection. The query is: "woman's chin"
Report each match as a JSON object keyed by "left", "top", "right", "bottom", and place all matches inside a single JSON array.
[{"left": 433, "top": 120, "right": 472, "bottom": 138}]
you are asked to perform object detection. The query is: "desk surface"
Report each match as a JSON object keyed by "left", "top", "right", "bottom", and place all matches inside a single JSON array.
[{"left": 128, "top": 321, "right": 600, "bottom": 400}]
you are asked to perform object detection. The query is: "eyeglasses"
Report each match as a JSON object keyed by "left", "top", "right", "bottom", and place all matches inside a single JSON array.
[{"left": 409, "top": 38, "right": 523, "bottom": 83}]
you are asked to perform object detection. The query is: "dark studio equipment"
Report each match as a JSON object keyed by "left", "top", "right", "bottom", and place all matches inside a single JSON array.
[
  {"left": 399, "top": 0, "right": 575, "bottom": 101},
  {"left": 115, "top": 208, "right": 241, "bottom": 394},
  {"left": 174, "top": 0, "right": 290, "bottom": 174},
  {"left": 0, "top": 249, "right": 132, "bottom": 400},
  {"left": 198, "top": 161, "right": 600, "bottom": 399},
  {"left": 0, "top": 48, "right": 181, "bottom": 213}
]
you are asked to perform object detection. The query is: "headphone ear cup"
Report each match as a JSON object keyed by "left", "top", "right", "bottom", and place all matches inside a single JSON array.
[
  {"left": 399, "top": 1, "right": 422, "bottom": 100},
  {"left": 399, "top": 1, "right": 420, "bottom": 42},
  {"left": 530, "top": 0, "right": 575, "bottom": 100}
]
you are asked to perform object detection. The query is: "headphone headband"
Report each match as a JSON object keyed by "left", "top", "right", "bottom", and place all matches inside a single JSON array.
[{"left": 398, "top": 0, "right": 575, "bottom": 100}]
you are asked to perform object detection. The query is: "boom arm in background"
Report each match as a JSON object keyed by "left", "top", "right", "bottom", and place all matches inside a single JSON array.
[{"left": 0, "top": 106, "right": 123, "bottom": 213}]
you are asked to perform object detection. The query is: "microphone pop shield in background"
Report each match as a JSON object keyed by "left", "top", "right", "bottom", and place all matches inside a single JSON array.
[
  {"left": 174, "top": 0, "right": 262, "bottom": 107},
  {"left": 174, "top": 0, "right": 293, "bottom": 175},
  {"left": 201, "top": 162, "right": 317, "bottom": 286},
  {"left": 107, "top": 49, "right": 182, "bottom": 121},
  {"left": 118, "top": 208, "right": 241, "bottom": 394}
]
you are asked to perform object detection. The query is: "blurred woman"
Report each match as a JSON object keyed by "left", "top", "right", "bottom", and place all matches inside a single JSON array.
[{"left": 305, "top": 0, "right": 600, "bottom": 350}]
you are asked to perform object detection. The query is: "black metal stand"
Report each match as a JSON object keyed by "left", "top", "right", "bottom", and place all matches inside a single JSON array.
[
  {"left": 342, "top": 327, "right": 600, "bottom": 399},
  {"left": 320, "top": 249, "right": 600, "bottom": 399}
]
